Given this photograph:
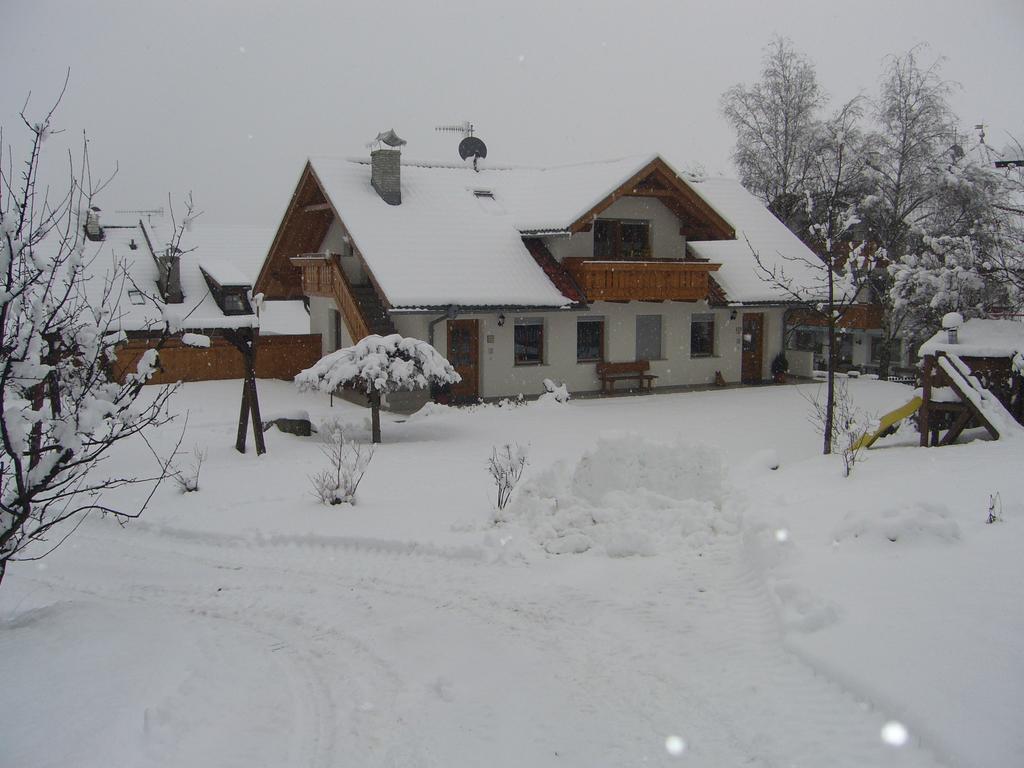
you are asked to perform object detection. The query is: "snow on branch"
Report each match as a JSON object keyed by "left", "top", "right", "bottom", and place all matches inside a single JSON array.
[{"left": 296, "top": 334, "right": 460, "bottom": 395}]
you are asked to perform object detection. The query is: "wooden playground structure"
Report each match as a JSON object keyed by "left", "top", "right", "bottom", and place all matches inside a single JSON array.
[
  {"left": 855, "top": 318, "right": 1024, "bottom": 449},
  {"left": 917, "top": 350, "right": 1023, "bottom": 446}
]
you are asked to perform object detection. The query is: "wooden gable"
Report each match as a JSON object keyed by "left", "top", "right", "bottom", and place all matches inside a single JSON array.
[
  {"left": 254, "top": 163, "right": 336, "bottom": 299},
  {"left": 567, "top": 157, "right": 735, "bottom": 242}
]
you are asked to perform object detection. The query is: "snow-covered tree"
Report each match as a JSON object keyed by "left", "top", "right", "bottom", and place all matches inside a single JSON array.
[
  {"left": 295, "top": 334, "right": 460, "bottom": 443},
  {"left": 0, "top": 87, "right": 178, "bottom": 587},
  {"left": 859, "top": 46, "right": 958, "bottom": 377},
  {"left": 721, "top": 36, "right": 827, "bottom": 233}
]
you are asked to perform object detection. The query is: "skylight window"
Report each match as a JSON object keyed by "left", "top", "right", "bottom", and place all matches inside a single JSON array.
[
  {"left": 128, "top": 289, "right": 145, "bottom": 305},
  {"left": 473, "top": 189, "right": 495, "bottom": 199}
]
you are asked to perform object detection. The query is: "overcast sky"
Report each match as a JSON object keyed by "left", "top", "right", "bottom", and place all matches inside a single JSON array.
[{"left": 3, "top": 0, "right": 1022, "bottom": 226}]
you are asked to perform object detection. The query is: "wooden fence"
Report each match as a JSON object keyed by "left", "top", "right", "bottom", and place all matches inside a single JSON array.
[{"left": 112, "top": 333, "right": 322, "bottom": 385}]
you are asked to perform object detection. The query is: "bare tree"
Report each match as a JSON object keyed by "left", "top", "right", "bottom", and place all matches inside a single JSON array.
[
  {"left": 721, "top": 36, "right": 827, "bottom": 233},
  {"left": 750, "top": 97, "right": 875, "bottom": 455},
  {"left": 0, "top": 83, "right": 179, "bottom": 587}
]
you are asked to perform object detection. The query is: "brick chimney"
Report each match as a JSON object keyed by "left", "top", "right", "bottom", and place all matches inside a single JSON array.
[
  {"left": 370, "top": 129, "right": 406, "bottom": 206},
  {"left": 157, "top": 248, "right": 184, "bottom": 304},
  {"left": 371, "top": 148, "right": 402, "bottom": 205},
  {"left": 84, "top": 208, "right": 104, "bottom": 241}
]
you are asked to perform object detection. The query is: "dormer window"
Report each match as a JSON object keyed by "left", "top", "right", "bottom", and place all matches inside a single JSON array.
[
  {"left": 199, "top": 264, "right": 253, "bottom": 316},
  {"left": 594, "top": 219, "right": 651, "bottom": 260}
]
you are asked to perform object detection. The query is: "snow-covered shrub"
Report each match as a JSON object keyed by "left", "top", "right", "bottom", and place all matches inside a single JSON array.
[
  {"left": 488, "top": 443, "right": 528, "bottom": 513},
  {"left": 173, "top": 445, "right": 207, "bottom": 493},
  {"left": 296, "top": 334, "right": 460, "bottom": 443},
  {"left": 538, "top": 378, "right": 570, "bottom": 405},
  {"left": 310, "top": 429, "right": 374, "bottom": 505},
  {"left": 804, "top": 379, "right": 870, "bottom": 476},
  {"left": 987, "top": 493, "right": 1003, "bottom": 525}
]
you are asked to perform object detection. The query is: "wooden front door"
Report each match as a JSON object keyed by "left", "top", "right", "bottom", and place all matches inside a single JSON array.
[
  {"left": 741, "top": 313, "right": 764, "bottom": 384},
  {"left": 447, "top": 319, "right": 479, "bottom": 401}
]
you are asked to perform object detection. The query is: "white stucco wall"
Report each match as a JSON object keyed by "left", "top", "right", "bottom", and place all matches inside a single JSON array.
[
  {"left": 320, "top": 218, "right": 366, "bottom": 285},
  {"left": 308, "top": 295, "right": 353, "bottom": 356},
  {"left": 394, "top": 303, "right": 789, "bottom": 400},
  {"left": 545, "top": 197, "right": 687, "bottom": 261}
]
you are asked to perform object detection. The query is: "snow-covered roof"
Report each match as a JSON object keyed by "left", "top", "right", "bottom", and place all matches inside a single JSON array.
[
  {"left": 82, "top": 218, "right": 263, "bottom": 333},
  {"left": 310, "top": 157, "right": 587, "bottom": 308},
  {"left": 303, "top": 153, "right": 826, "bottom": 308},
  {"left": 919, "top": 318, "right": 1024, "bottom": 358},
  {"left": 258, "top": 300, "right": 309, "bottom": 335},
  {"left": 688, "top": 178, "right": 828, "bottom": 304}
]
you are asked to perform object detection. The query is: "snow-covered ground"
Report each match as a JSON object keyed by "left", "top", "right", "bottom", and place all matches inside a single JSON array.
[{"left": 2, "top": 379, "right": 1021, "bottom": 767}]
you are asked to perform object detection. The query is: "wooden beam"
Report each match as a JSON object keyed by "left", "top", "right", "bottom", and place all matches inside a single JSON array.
[{"left": 302, "top": 202, "right": 332, "bottom": 212}]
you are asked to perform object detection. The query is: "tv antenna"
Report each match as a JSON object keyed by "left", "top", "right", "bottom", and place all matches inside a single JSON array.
[{"left": 435, "top": 121, "right": 487, "bottom": 170}]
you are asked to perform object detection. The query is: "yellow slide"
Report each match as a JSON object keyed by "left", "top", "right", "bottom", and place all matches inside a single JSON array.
[{"left": 853, "top": 396, "right": 923, "bottom": 450}]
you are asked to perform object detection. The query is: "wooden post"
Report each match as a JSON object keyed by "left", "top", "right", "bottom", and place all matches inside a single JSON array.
[
  {"left": 919, "top": 355, "right": 931, "bottom": 447},
  {"left": 235, "top": 375, "right": 250, "bottom": 453},
  {"left": 369, "top": 389, "right": 382, "bottom": 444},
  {"left": 227, "top": 327, "right": 267, "bottom": 455}
]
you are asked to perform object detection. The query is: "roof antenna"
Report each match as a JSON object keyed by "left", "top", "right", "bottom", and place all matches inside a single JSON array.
[{"left": 435, "top": 121, "right": 487, "bottom": 171}]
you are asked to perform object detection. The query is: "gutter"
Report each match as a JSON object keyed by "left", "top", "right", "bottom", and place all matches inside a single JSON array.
[{"left": 428, "top": 306, "right": 459, "bottom": 347}]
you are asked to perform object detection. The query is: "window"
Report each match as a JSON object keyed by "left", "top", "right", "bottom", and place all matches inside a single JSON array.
[
  {"left": 331, "top": 309, "right": 342, "bottom": 351},
  {"left": 594, "top": 219, "right": 651, "bottom": 260},
  {"left": 128, "top": 289, "right": 145, "bottom": 306},
  {"left": 870, "top": 336, "right": 900, "bottom": 364},
  {"left": 473, "top": 189, "right": 494, "bottom": 199},
  {"left": 790, "top": 329, "right": 819, "bottom": 352},
  {"left": 636, "top": 314, "right": 662, "bottom": 361},
  {"left": 221, "top": 292, "right": 249, "bottom": 314},
  {"left": 690, "top": 313, "right": 715, "bottom": 357},
  {"left": 514, "top": 319, "right": 544, "bottom": 365},
  {"left": 577, "top": 318, "right": 604, "bottom": 362}
]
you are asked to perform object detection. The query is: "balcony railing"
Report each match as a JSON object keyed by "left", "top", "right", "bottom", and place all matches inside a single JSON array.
[
  {"left": 563, "top": 258, "right": 720, "bottom": 303},
  {"left": 291, "top": 253, "right": 371, "bottom": 340}
]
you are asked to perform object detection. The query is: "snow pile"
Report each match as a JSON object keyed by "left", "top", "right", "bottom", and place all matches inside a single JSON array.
[
  {"left": 537, "top": 378, "right": 570, "bottom": 405},
  {"left": 296, "top": 333, "right": 460, "bottom": 395},
  {"left": 833, "top": 503, "right": 962, "bottom": 545},
  {"left": 504, "top": 433, "right": 732, "bottom": 556},
  {"left": 180, "top": 332, "right": 211, "bottom": 348}
]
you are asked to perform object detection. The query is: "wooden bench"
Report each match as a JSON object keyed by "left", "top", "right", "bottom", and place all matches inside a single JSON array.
[{"left": 596, "top": 360, "right": 658, "bottom": 394}]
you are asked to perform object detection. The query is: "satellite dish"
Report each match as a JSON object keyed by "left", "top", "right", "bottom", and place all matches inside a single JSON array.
[{"left": 459, "top": 136, "right": 488, "bottom": 161}]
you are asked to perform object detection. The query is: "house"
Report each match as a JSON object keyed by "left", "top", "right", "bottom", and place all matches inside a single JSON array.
[
  {"left": 255, "top": 137, "right": 871, "bottom": 401},
  {"left": 81, "top": 211, "right": 320, "bottom": 385}
]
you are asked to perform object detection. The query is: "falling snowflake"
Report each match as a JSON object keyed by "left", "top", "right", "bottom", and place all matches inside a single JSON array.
[
  {"left": 775, "top": 528, "right": 789, "bottom": 543},
  {"left": 881, "top": 721, "right": 908, "bottom": 747},
  {"left": 665, "top": 735, "right": 686, "bottom": 756}
]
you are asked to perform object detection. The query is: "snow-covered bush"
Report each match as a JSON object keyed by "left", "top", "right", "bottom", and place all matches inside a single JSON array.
[
  {"left": 173, "top": 445, "right": 207, "bottom": 493},
  {"left": 310, "top": 428, "right": 374, "bottom": 505},
  {"left": 488, "top": 443, "right": 528, "bottom": 514},
  {"left": 538, "top": 378, "right": 570, "bottom": 404},
  {"left": 296, "top": 334, "right": 460, "bottom": 443},
  {"left": 987, "top": 493, "right": 1003, "bottom": 525},
  {"left": 804, "top": 379, "right": 870, "bottom": 476}
]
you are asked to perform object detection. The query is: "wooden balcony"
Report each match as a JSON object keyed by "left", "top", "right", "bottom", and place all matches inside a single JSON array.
[
  {"left": 291, "top": 253, "right": 371, "bottom": 340},
  {"left": 563, "top": 258, "right": 720, "bottom": 303}
]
